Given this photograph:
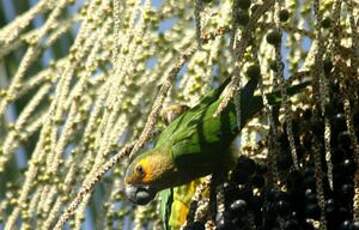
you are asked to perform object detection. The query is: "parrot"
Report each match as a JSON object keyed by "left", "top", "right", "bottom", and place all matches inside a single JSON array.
[{"left": 124, "top": 75, "right": 310, "bottom": 229}]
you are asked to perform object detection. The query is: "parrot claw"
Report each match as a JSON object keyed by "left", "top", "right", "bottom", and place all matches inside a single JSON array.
[
  {"left": 161, "top": 104, "right": 189, "bottom": 125},
  {"left": 125, "top": 185, "right": 157, "bottom": 205}
]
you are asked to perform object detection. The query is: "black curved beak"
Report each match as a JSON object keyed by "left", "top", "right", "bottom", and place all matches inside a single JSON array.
[{"left": 125, "top": 185, "right": 157, "bottom": 205}]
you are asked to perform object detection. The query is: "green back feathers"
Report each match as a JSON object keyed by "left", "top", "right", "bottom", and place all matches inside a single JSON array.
[{"left": 157, "top": 77, "right": 259, "bottom": 170}]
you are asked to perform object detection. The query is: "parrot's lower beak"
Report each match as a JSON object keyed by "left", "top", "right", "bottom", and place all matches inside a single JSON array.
[{"left": 125, "top": 184, "right": 157, "bottom": 205}]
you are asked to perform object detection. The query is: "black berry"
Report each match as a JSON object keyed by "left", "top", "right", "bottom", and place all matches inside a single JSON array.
[
  {"left": 236, "top": 9, "right": 250, "bottom": 26},
  {"left": 279, "top": 9, "right": 290, "bottom": 22},
  {"left": 230, "top": 199, "right": 247, "bottom": 215},
  {"left": 266, "top": 30, "right": 281, "bottom": 45},
  {"left": 237, "top": 0, "right": 251, "bottom": 9},
  {"left": 246, "top": 64, "right": 261, "bottom": 79},
  {"left": 321, "top": 17, "right": 331, "bottom": 28}
]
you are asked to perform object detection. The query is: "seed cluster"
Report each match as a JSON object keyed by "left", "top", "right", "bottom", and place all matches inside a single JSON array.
[{"left": 185, "top": 80, "right": 359, "bottom": 229}]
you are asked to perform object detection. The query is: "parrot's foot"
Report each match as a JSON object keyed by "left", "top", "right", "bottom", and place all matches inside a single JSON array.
[{"left": 160, "top": 104, "right": 189, "bottom": 125}]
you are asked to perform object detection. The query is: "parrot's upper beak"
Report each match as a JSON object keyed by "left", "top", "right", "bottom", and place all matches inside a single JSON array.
[{"left": 125, "top": 184, "right": 157, "bottom": 205}]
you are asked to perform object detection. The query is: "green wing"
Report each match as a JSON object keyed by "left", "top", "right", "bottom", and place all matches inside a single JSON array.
[{"left": 160, "top": 188, "right": 173, "bottom": 230}]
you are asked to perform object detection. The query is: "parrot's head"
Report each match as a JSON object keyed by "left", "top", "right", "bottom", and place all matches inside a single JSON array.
[{"left": 124, "top": 147, "right": 176, "bottom": 205}]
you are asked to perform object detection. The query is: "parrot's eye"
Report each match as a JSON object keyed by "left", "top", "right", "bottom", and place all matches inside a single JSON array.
[{"left": 135, "top": 165, "right": 145, "bottom": 177}]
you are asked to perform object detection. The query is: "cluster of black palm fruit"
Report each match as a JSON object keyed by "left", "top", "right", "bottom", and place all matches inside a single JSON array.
[{"left": 212, "top": 79, "right": 359, "bottom": 230}]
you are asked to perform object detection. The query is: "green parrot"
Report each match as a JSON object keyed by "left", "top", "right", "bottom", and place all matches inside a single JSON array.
[{"left": 124, "top": 75, "right": 310, "bottom": 229}]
